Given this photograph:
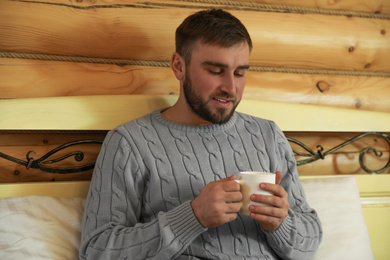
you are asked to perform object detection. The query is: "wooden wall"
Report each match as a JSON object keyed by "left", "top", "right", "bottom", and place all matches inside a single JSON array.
[{"left": 0, "top": 0, "right": 389, "bottom": 182}]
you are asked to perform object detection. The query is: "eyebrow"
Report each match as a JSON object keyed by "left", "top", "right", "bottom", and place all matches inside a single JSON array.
[{"left": 202, "top": 61, "right": 250, "bottom": 70}]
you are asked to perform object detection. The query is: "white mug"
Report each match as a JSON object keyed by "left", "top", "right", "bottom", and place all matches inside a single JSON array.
[{"left": 236, "top": 171, "right": 276, "bottom": 215}]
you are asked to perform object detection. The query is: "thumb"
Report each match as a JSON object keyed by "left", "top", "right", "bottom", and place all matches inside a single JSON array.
[{"left": 223, "top": 174, "right": 238, "bottom": 181}]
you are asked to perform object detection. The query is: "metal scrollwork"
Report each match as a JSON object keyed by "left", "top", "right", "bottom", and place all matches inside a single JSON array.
[
  {"left": 0, "top": 140, "right": 103, "bottom": 174},
  {"left": 287, "top": 132, "right": 390, "bottom": 174},
  {"left": 1, "top": 132, "right": 389, "bottom": 174}
]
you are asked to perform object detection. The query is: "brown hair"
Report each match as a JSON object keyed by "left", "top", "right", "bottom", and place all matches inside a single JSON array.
[{"left": 175, "top": 9, "right": 252, "bottom": 65}]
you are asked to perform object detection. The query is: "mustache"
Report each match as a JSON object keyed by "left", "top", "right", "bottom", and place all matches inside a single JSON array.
[{"left": 210, "top": 91, "right": 236, "bottom": 101}]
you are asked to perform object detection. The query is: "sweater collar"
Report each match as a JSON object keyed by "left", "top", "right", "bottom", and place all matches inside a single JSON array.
[{"left": 152, "top": 109, "right": 237, "bottom": 133}]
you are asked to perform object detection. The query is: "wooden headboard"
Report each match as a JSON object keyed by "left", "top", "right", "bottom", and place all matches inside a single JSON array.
[
  {"left": 0, "top": 95, "right": 390, "bottom": 259},
  {"left": 1, "top": 0, "right": 389, "bottom": 182},
  {"left": 1, "top": 95, "right": 389, "bottom": 181}
]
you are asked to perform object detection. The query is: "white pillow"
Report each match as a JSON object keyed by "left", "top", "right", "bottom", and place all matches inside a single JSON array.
[
  {"left": 0, "top": 177, "right": 374, "bottom": 260},
  {"left": 0, "top": 195, "right": 85, "bottom": 260},
  {"left": 300, "top": 177, "right": 374, "bottom": 260}
]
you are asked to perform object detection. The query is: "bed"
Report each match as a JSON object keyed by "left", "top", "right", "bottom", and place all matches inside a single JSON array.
[{"left": 0, "top": 95, "right": 389, "bottom": 260}]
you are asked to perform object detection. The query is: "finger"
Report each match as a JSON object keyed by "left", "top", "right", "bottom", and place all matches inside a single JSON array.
[
  {"left": 250, "top": 213, "right": 282, "bottom": 231},
  {"left": 225, "top": 202, "right": 242, "bottom": 213},
  {"left": 249, "top": 206, "right": 282, "bottom": 222},
  {"left": 251, "top": 194, "right": 278, "bottom": 207},
  {"left": 224, "top": 212, "right": 239, "bottom": 223},
  {"left": 224, "top": 191, "right": 243, "bottom": 203},
  {"left": 250, "top": 194, "right": 284, "bottom": 211},
  {"left": 219, "top": 174, "right": 237, "bottom": 182},
  {"left": 275, "top": 171, "right": 282, "bottom": 185},
  {"left": 251, "top": 192, "right": 289, "bottom": 211},
  {"left": 249, "top": 204, "right": 286, "bottom": 218},
  {"left": 259, "top": 182, "right": 286, "bottom": 198},
  {"left": 221, "top": 179, "right": 241, "bottom": 192}
]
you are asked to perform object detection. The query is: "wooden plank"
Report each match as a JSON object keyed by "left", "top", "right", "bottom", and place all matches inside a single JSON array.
[
  {"left": 295, "top": 153, "right": 390, "bottom": 175},
  {"left": 0, "top": 132, "right": 104, "bottom": 182},
  {"left": 288, "top": 132, "right": 390, "bottom": 175},
  {"left": 0, "top": 95, "right": 177, "bottom": 130},
  {"left": 247, "top": 12, "right": 390, "bottom": 73},
  {"left": 0, "top": 164, "right": 93, "bottom": 183},
  {"left": 30, "top": 0, "right": 390, "bottom": 14},
  {"left": 245, "top": 71, "right": 390, "bottom": 113},
  {"left": 1, "top": 58, "right": 390, "bottom": 113},
  {"left": 355, "top": 174, "right": 390, "bottom": 197},
  {"left": 287, "top": 132, "right": 390, "bottom": 152},
  {"left": 249, "top": 0, "right": 390, "bottom": 14},
  {"left": 0, "top": 58, "right": 177, "bottom": 97},
  {"left": 1, "top": 0, "right": 389, "bottom": 72},
  {"left": 0, "top": 95, "right": 390, "bottom": 132}
]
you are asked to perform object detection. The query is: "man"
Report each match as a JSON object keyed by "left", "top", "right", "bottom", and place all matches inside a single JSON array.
[{"left": 80, "top": 9, "right": 322, "bottom": 260}]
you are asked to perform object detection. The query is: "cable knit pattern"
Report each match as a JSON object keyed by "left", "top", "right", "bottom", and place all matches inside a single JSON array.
[{"left": 80, "top": 110, "right": 322, "bottom": 260}]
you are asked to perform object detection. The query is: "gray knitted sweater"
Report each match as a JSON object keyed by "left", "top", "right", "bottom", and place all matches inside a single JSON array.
[{"left": 80, "top": 109, "right": 322, "bottom": 260}]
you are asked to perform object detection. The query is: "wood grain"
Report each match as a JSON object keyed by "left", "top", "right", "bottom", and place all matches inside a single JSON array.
[
  {"left": 1, "top": 0, "right": 389, "bottom": 72},
  {"left": 287, "top": 132, "right": 390, "bottom": 175},
  {"left": 0, "top": 133, "right": 104, "bottom": 182},
  {"left": 1, "top": 58, "right": 390, "bottom": 112},
  {"left": 248, "top": 0, "right": 390, "bottom": 14},
  {"left": 1, "top": 0, "right": 389, "bottom": 183},
  {"left": 1, "top": 95, "right": 389, "bottom": 131}
]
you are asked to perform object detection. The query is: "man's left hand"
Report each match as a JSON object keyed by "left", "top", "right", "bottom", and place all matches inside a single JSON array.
[{"left": 248, "top": 171, "right": 289, "bottom": 231}]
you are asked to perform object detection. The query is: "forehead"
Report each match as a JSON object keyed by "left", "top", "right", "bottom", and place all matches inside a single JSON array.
[{"left": 189, "top": 41, "right": 250, "bottom": 68}]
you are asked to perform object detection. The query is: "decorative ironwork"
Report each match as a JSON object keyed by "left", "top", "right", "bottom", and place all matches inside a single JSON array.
[
  {"left": 1, "top": 132, "right": 389, "bottom": 174},
  {"left": 0, "top": 140, "right": 102, "bottom": 174},
  {"left": 288, "top": 132, "right": 390, "bottom": 174}
]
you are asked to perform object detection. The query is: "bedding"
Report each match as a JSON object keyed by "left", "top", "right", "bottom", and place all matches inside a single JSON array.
[
  {"left": 301, "top": 177, "right": 374, "bottom": 260},
  {"left": 0, "top": 196, "right": 85, "bottom": 260},
  {"left": 0, "top": 177, "right": 373, "bottom": 260}
]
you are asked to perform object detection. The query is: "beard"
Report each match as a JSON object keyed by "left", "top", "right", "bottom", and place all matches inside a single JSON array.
[{"left": 183, "top": 71, "right": 240, "bottom": 125}]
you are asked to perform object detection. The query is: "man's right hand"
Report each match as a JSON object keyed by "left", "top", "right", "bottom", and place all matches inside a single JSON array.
[{"left": 191, "top": 175, "right": 242, "bottom": 228}]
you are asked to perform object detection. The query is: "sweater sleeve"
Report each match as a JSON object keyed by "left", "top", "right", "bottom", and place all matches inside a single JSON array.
[
  {"left": 79, "top": 130, "right": 206, "bottom": 260},
  {"left": 262, "top": 122, "right": 323, "bottom": 260}
]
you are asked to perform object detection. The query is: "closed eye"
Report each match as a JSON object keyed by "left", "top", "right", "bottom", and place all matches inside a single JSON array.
[
  {"left": 234, "top": 70, "right": 247, "bottom": 77},
  {"left": 208, "top": 69, "right": 223, "bottom": 75}
]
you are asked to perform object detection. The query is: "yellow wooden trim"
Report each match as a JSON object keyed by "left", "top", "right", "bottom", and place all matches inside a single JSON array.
[
  {"left": 354, "top": 175, "right": 390, "bottom": 197},
  {"left": 1, "top": 95, "right": 390, "bottom": 132},
  {"left": 238, "top": 99, "right": 390, "bottom": 132},
  {"left": 0, "top": 181, "right": 90, "bottom": 198},
  {"left": 361, "top": 197, "right": 390, "bottom": 208},
  {"left": 0, "top": 95, "right": 177, "bottom": 131},
  {"left": 362, "top": 207, "right": 390, "bottom": 260},
  {"left": 2, "top": 174, "right": 389, "bottom": 198}
]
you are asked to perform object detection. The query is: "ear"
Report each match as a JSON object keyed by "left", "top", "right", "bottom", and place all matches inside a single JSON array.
[{"left": 171, "top": 52, "right": 185, "bottom": 80}]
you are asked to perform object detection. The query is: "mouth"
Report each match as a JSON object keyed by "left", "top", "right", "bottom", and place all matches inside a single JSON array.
[
  {"left": 213, "top": 97, "right": 229, "bottom": 103},
  {"left": 212, "top": 97, "right": 235, "bottom": 108}
]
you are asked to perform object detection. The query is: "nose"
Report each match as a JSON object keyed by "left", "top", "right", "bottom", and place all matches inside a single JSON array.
[{"left": 220, "top": 72, "right": 236, "bottom": 94}]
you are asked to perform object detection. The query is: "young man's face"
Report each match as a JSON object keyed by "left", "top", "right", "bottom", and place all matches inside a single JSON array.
[{"left": 183, "top": 41, "right": 250, "bottom": 125}]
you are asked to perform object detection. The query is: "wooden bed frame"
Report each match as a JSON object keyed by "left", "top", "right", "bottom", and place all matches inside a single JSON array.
[{"left": 0, "top": 95, "right": 389, "bottom": 259}]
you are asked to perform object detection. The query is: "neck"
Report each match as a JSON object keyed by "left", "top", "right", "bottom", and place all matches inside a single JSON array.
[{"left": 161, "top": 102, "right": 212, "bottom": 126}]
